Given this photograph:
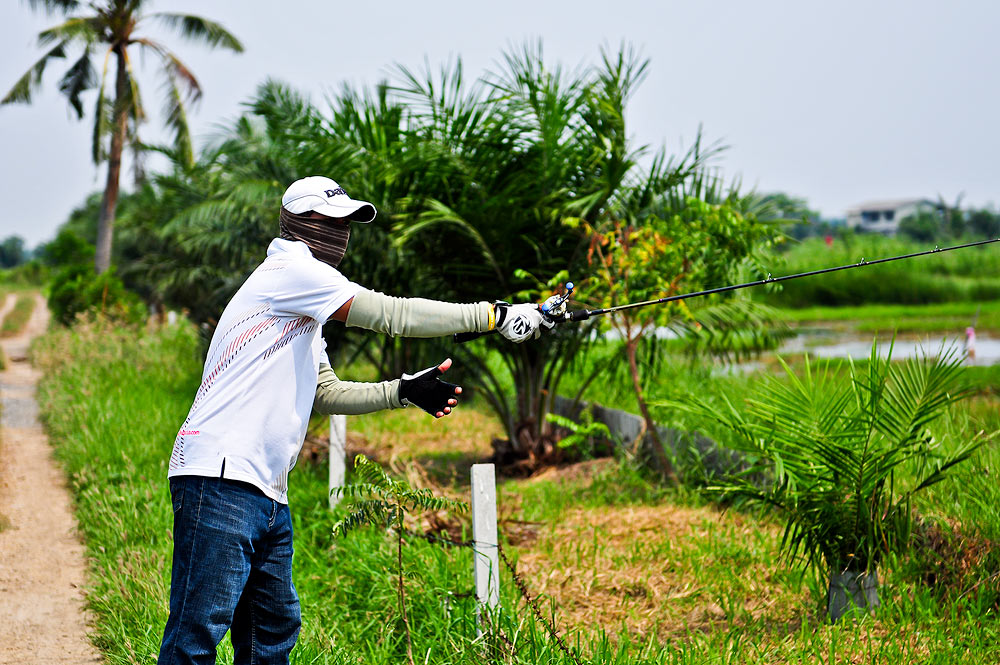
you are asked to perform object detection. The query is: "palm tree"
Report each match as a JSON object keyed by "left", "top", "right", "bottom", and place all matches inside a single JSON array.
[
  {"left": 666, "top": 342, "right": 991, "bottom": 620},
  {"left": 112, "top": 44, "right": 784, "bottom": 472},
  {"left": 2, "top": 0, "right": 243, "bottom": 273}
]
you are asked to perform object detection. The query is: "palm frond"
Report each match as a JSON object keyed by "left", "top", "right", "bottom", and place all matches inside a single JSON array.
[
  {"left": 57, "top": 46, "right": 96, "bottom": 118},
  {"left": 2, "top": 41, "right": 68, "bottom": 105},
  {"left": 877, "top": 345, "right": 973, "bottom": 447},
  {"left": 91, "top": 47, "right": 113, "bottom": 162},
  {"left": 37, "top": 15, "right": 103, "bottom": 47},
  {"left": 149, "top": 13, "right": 244, "bottom": 52},
  {"left": 24, "top": 0, "right": 80, "bottom": 14},
  {"left": 120, "top": 46, "right": 145, "bottom": 122},
  {"left": 393, "top": 199, "right": 506, "bottom": 286},
  {"left": 134, "top": 38, "right": 201, "bottom": 168}
]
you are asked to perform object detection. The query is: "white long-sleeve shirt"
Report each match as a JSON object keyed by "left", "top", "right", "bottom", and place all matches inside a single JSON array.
[
  {"left": 167, "top": 239, "right": 362, "bottom": 503},
  {"left": 168, "top": 238, "right": 494, "bottom": 503}
]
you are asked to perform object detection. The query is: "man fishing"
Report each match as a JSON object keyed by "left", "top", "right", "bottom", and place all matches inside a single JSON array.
[{"left": 157, "top": 176, "right": 550, "bottom": 664}]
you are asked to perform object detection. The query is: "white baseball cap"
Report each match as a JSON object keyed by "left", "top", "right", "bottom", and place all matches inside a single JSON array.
[{"left": 281, "top": 176, "right": 377, "bottom": 222}]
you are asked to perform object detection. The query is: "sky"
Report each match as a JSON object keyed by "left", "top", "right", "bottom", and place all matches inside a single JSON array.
[{"left": 1, "top": 0, "right": 998, "bottom": 249}]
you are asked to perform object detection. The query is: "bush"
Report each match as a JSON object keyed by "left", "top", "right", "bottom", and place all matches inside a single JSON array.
[
  {"left": 48, "top": 264, "right": 146, "bottom": 326},
  {"left": 0, "top": 260, "right": 49, "bottom": 286}
]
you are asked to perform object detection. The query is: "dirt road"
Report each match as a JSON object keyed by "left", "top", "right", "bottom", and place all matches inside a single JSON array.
[{"left": 0, "top": 293, "right": 101, "bottom": 664}]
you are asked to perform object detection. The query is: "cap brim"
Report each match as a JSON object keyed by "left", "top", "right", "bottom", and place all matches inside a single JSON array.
[{"left": 311, "top": 200, "right": 377, "bottom": 223}]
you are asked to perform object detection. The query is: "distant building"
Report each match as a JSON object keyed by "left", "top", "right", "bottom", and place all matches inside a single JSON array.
[{"left": 845, "top": 198, "right": 939, "bottom": 234}]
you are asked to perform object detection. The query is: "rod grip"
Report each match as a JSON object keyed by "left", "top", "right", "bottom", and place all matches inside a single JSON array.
[
  {"left": 454, "top": 308, "right": 590, "bottom": 343},
  {"left": 453, "top": 329, "right": 496, "bottom": 344}
]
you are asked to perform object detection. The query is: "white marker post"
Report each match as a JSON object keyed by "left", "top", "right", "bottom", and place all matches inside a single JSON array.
[
  {"left": 328, "top": 414, "right": 347, "bottom": 510},
  {"left": 471, "top": 463, "right": 500, "bottom": 631}
]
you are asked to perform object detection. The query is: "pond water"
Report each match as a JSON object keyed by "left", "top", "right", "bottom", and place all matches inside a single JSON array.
[{"left": 779, "top": 330, "right": 1000, "bottom": 366}]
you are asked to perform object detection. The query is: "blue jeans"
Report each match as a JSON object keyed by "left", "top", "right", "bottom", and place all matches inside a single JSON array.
[{"left": 158, "top": 476, "right": 301, "bottom": 665}]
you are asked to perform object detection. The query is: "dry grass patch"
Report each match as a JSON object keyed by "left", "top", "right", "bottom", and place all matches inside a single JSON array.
[
  {"left": 525, "top": 457, "right": 619, "bottom": 484},
  {"left": 304, "top": 404, "right": 503, "bottom": 487},
  {"left": 351, "top": 405, "right": 501, "bottom": 460},
  {"left": 510, "top": 502, "right": 813, "bottom": 641}
]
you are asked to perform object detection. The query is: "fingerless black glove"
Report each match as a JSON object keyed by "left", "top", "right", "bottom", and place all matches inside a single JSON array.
[{"left": 399, "top": 361, "right": 461, "bottom": 417}]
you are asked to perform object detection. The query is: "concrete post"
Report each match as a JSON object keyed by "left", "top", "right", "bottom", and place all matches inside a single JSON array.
[
  {"left": 471, "top": 463, "right": 500, "bottom": 631},
  {"left": 328, "top": 414, "right": 346, "bottom": 510}
]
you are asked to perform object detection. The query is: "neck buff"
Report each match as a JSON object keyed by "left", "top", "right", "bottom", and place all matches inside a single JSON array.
[{"left": 278, "top": 207, "right": 350, "bottom": 268}]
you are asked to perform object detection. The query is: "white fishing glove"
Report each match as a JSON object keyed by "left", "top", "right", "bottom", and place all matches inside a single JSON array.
[{"left": 493, "top": 303, "right": 554, "bottom": 343}]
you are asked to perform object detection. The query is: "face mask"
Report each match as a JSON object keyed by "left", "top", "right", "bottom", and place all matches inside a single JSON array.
[{"left": 278, "top": 207, "right": 351, "bottom": 268}]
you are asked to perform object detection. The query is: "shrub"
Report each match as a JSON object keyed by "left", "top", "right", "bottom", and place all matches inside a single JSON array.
[
  {"left": 664, "top": 342, "right": 993, "bottom": 619},
  {"left": 48, "top": 264, "right": 146, "bottom": 326}
]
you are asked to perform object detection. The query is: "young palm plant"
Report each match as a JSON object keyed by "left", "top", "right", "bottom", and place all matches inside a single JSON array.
[
  {"left": 333, "top": 455, "right": 468, "bottom": 665},
  {"left": 666, "top": 342, "right": 991, "bottom": 621}
]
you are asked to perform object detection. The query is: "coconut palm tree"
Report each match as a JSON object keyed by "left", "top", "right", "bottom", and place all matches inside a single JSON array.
[{"left": 2, "top": 0, "right": 243, "bottom": 273}]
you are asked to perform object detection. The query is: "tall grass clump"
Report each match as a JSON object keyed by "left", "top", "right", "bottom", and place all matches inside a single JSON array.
[{"left": 34, "top": 319, "right": 202, "bottom": 660}]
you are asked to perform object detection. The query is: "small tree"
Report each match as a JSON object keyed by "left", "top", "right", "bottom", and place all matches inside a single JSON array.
[
  {"left": 0, "top": 236, "right": 27, "bottom": 269},
  {"left": 573, "top": 195, "right": 777, "bottom": 479},
  {"left": 666, "top": 342, "right": 992, "bottom": 620},
  {"left": 898, "top": 211, "right": 943, "bottom": 243},
  {"left": 333, "top": 455, "right": 468, "bottom": 665}
]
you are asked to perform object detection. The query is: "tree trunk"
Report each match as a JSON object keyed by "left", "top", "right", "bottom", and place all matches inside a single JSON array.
[
  {"left": 397, "top": 525, "right": 414, "bottom": 665},
  {"left": 95, "top": 45, "right": 129, "bottom": 275},
  {"left": 625, "top": 337, "right": 677, "bottom": 482}
]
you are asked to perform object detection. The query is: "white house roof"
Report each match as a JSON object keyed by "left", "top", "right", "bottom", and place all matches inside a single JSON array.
[{"left": 846, "top": 198, "right": 934, "bottom": 214}]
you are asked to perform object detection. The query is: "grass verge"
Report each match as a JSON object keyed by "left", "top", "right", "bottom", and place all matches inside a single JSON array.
[
  {"left": 777, "top": 301, "right": 1000, "bottom": 334},
  {"left": 1, "top": 293, "right": 36, "bottom": 338}
]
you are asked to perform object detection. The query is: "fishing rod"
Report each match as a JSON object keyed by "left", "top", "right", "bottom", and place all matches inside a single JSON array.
[{"left": 454, "top": 237, "right": 1000, "bottom": 344}]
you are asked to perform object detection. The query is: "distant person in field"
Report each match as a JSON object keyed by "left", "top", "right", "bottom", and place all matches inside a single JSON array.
[{"left": 157, "top": 176, "right": 550, "bottom": 664}]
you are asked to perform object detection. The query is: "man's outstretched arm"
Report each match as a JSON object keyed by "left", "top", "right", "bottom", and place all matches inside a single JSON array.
[
  {"left": 314, "top": 359, "right": 461, "bottom": 418},
  {"left": 332, "top": 289, "right": 548, "bottom": 343},
  {"left": 332, "top": 290, "right": 491, "bottom": 337},
  {"left": 313, "top": 363, "right": 403, "bottom": 415}
]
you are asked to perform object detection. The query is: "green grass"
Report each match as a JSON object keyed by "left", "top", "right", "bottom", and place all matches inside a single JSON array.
[
  {"left": 1, "top": 293, "right": 36, "bottom": 337},
  {"left": 33, "top": 320, "right": 1000, "bottom": 664},
  {"left": 777, "top": 301, "right": 1000, "bottom": 334}
]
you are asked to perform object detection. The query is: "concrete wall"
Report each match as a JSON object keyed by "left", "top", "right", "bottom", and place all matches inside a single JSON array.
[{"left": 551, "top": 395, "right": 748, "bottom": 478}]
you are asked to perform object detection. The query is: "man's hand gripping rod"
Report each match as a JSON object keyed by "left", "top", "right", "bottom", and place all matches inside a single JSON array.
[
  {"left": 453, "top": 283, "right": 575, "bottom": 343},
  {"left": 454, "top": 237, "right": 1000, "bottom": 344}
]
